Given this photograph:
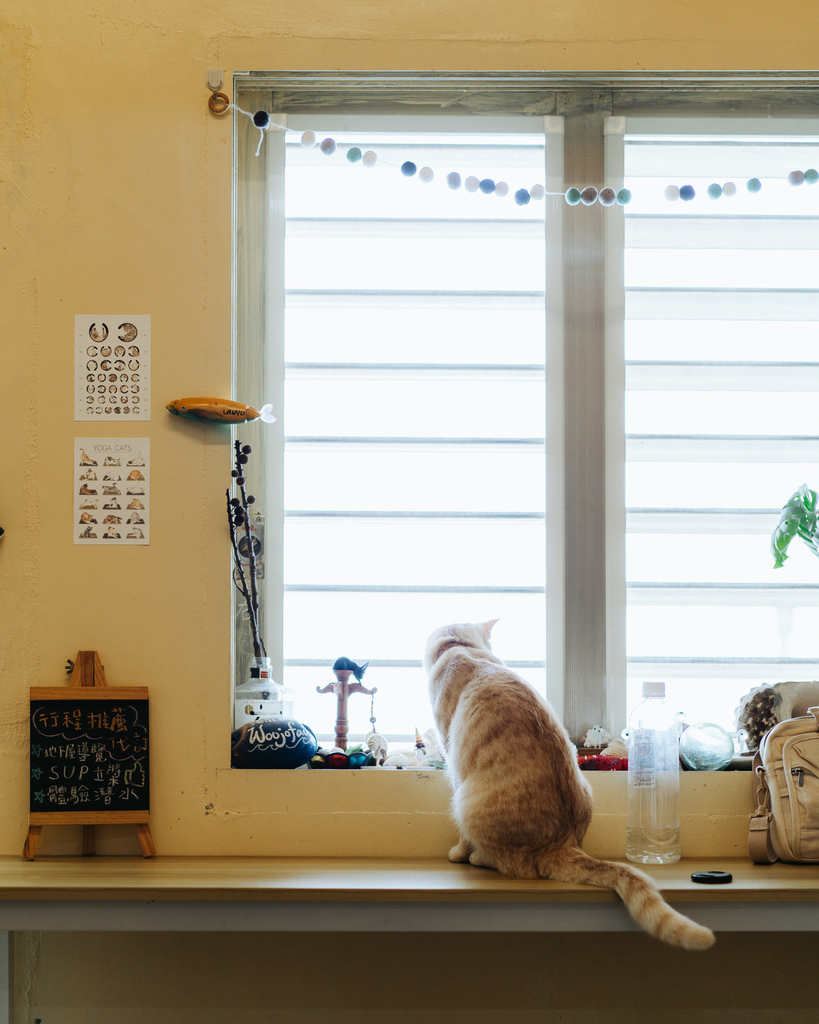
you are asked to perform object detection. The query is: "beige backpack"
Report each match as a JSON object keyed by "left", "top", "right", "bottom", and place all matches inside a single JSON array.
[{"left": 749, "top": 707, "right": 819, "bottom": 863}]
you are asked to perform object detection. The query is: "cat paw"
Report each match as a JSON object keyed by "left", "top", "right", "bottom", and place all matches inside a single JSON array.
[
  {"left": 449, "top": 841, "right": 472, "bottom": 862},
  {"left": 468, "top": 848, "right": 497, "bottom": 870}
]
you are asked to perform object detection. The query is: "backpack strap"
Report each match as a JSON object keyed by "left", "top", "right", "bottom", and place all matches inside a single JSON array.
[{"left": 748, "top": 752, "right": 778, "bottom": 864}]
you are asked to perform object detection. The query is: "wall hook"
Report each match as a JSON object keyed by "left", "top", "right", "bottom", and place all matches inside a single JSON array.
[{"left": 207, "top": 70, "right": 229, "bottom": 114}]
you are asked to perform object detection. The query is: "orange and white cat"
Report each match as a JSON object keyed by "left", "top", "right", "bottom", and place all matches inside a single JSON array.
[{"left": 424, "top": 619, "right": 715, "bottom": 951}]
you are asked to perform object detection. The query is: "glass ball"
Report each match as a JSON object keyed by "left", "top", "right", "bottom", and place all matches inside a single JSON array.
[{"left": 679, "top": 722, "right": 735, "bottom": 771}]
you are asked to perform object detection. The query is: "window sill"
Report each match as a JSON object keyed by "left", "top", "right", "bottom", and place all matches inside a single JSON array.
[{"left": 208, "top": 765, "right": 754, "bottom": 860}]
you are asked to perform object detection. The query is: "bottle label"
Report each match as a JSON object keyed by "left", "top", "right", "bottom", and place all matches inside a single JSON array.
[{"left": 631, "top": 728, "right": 655, "bottom": 788}]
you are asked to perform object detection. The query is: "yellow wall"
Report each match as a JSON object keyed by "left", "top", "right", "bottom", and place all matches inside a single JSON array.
[
  {"left": 1, "top": 0, "right": 812, "bottom": 863},
  {"left": 3, "top": 1, "right": 819, "bottom": 1021}
]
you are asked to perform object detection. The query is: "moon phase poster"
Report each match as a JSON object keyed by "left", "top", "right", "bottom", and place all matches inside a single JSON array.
[{"left": 75, "top": 314, "right": 151, "bottom": 421}]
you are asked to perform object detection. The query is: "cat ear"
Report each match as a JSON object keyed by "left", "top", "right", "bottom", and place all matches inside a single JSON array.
[{"left": 481, "top": 618, "right": 500, "bottom": 640}]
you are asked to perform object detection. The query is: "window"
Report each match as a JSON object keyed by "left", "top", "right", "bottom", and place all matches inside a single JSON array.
[
  {"left": 620, "top": 118, "right": 819, "bottom": 729},
  {"left": 233, "top": 73, "right": 819, "bottom": 746}
]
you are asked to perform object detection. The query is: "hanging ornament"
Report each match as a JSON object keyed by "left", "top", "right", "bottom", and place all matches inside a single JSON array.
[
  {"left": 465, "top": 176, "right": 481, "bottom": 193},
  {"left": 616, "top": 188, "right": 632, "bottom": 205},
  {"left": 564, "top": 187, "right": 582, "bottom": 206},
  {"left": 346, "top": 147, "right": 362, "bottom": 163},
  {"left": 419, "top": 166, "right": 435, "bottom": 183},
  {"left": 495, "top": 181, "right": 509, "bottom": 198},
  {"left": 319, "top": 138, "right": 336, "bottom": 156},
  {"left": 598, "top": 187, "right": 617, "bottom": 206},
  {"left": 300, "top": 130, "right": 317, "bottom": 148},
  {"left": 515, "top": 188, "right": 531, "bottom": 206},
  {"left": 252, "top": 111, "right": 270, "bottom": 129},
  {"left": 530, "top": 184, "right": 546, "bottom": 201},
  {"left": 707, "top": 183, "right": 723, "bottom": 199},
  {"left": 479, "top": 178, "right": 496, "bottom": 194},
  {"left": 679, "top": 184, "right": 696, "bottom": 201},
  {"left": 664, "top": 185, "right": 681, "bottom": 201},
  {"left": 401, "top": 161, "right": 417, "bottom": 177},
  {"left": 362, "top": 150, "right": 377, "bottom": 167},
  {"left": 788, "top": 170, "right": 806, "bottom": 186},
  {"left": 722, "top": 181, "right": 737, "bottom": 197},
  {"left": 805, "top": 168, "right": 819, "bottom": 184},
  {"left": 580, "top": 186, "right": 598, "bottom": 206},
  {"left": 746, "top": 177, "right": 762, "bottom": 193},
  {"left": 446, "top": 171, "right": 462, "bottom": 190}
]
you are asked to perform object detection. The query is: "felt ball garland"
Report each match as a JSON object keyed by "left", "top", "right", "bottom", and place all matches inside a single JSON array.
[
  {"left": 562, "top": 185, "right": 631, "bottom": 206},
  {"left": 222, "top": 103, "right": 819, "bottom": 212}
]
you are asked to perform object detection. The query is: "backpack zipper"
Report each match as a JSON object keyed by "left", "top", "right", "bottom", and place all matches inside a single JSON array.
[{"left": 791, "top": 766, "right": 819, "bottom": 787}]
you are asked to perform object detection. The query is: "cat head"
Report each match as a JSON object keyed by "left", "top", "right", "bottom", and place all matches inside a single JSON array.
[{"left": 423, "top": 619, "right": 499, "bottom": 671}]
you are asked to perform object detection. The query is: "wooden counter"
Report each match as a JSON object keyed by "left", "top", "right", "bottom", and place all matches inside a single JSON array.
[{"left": 1, "top": 856, "right": 818, "bottom": 933}]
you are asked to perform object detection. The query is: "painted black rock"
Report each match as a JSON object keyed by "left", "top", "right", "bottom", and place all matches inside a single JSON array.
[{"left": 231, "top": 717, "right": 318, "bottom": 769}]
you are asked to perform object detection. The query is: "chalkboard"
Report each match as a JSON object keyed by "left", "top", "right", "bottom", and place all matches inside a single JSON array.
[{"left": 29, "top": 687, "right": 149, "bottom": 819}]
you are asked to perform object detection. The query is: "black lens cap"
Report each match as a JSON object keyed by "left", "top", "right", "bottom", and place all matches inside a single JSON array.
[{"left": 691, "top": 870, "right": 733, "bottom": 884}]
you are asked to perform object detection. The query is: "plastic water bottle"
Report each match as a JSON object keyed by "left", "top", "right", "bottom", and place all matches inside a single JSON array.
[{"left": 626, "top": 681, "right": 681, "bottom": 864}]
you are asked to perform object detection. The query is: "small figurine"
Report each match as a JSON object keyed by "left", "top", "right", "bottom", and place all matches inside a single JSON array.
[
  {"left": 316, "top": 656, "right": 376, "bottom": 750},
  {"left": 583, "top": 725, "right": 613, "bottom": 748}
]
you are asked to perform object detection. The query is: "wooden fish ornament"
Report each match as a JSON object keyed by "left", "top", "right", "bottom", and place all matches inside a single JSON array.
[{"left": 166, "top": 397, "right": 276, "bottom": 423}]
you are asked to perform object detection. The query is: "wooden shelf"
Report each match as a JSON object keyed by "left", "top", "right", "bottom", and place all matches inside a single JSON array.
[{"left": 1, "top": 855, "right": 817, "bottom": 905}]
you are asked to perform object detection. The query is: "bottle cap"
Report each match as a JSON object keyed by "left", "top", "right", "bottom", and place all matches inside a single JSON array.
[{"left": 642, "top": 681, "right": 665, "bottom": 698}]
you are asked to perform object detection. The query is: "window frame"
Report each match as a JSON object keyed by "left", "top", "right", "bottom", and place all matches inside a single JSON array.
[{"left": 232, "top": 71, "right": 819, "bottom": 743}]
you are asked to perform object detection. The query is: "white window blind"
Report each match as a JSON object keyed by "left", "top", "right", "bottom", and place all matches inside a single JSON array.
[
  {"left": 619, "top": 119, "right": 819, "bottom": 730},
  {"left": 273, "top": 117, "right": 550, "bottom": 742}
]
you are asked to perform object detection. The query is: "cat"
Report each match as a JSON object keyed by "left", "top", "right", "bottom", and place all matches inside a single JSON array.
[{"left": 424, "top": 619, "right": 715, "bottom": 951}]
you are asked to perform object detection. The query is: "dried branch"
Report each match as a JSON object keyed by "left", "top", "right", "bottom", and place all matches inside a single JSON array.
[{"left": 227, "top": 439, "right": 265, "bottom": 658}]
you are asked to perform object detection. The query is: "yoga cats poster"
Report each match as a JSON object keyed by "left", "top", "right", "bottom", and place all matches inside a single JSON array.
[{"left": 74, "top": 438, "right": 150, "bottom": 545}]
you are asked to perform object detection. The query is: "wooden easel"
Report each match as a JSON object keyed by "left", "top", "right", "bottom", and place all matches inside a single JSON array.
[{"left": 23, "top": 650, "right": 156, "bottom": 859}]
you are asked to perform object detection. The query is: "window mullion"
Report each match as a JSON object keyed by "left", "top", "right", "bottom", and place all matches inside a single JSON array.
[{"left": 560, "top": 97, "right": 611, "bottom": 741}]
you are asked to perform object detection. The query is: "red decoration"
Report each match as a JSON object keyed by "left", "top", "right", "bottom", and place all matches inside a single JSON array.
[{"left": 577, "top": 754, "right": 627, "bottom": 771}]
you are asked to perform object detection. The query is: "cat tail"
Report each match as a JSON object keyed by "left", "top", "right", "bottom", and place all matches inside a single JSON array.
[{"left": 539, "top": 847, "right": 715, "bottom": 951}]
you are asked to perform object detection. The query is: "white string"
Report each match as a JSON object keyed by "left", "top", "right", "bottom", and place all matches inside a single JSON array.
[{"left": 227, "top": 103, "right": 288, "bottom": 156}]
